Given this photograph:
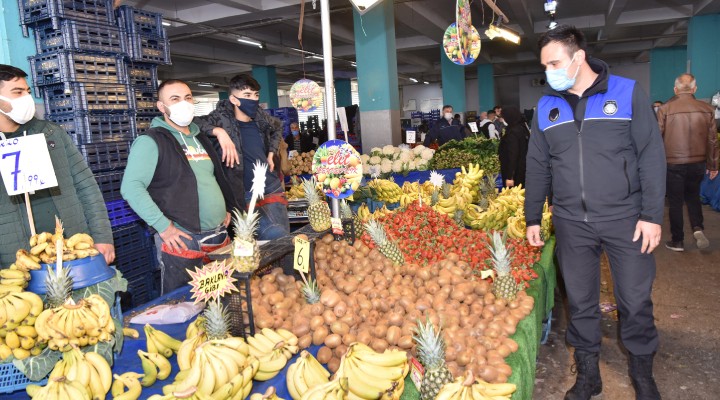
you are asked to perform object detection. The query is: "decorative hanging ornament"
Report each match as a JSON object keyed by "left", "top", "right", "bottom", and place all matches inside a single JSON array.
[
  {"left": 443, "top": 23, "right": 481, "bottom": 65},
  {"left": 312, "top": 139, "right": 363, "bottom": 200},
  {"left": 290, "top": 78, "right": 323, "bottom": 112}
]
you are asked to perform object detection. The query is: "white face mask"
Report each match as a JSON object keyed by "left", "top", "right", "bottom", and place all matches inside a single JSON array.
[
  {"left": 0, "top": 94, "right": 36, "bottom": 125},
  {"left": 163, "top": 101, "right": 195, "bottom": 127},
  {"left": 444, "top": 112, "right": 453, "bottom": 121}
]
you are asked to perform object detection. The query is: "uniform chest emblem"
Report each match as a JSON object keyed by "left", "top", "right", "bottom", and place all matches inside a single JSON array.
[
  {"left": 603, "top": 100, "right": 618, "bottom": 115},
  {"left": 549, "top": 107, "right": 560, "bottom": 122}
]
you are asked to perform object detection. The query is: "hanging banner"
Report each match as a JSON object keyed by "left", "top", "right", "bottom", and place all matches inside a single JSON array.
[
  {"left": 289, "top": 78, "right": 324, "bottom": 112},
  {"left": 443, "top": 23, "right": 481, "bottom": 66},
  {"left": 312, "top": 139, "right": 362, "bottom": 199}
]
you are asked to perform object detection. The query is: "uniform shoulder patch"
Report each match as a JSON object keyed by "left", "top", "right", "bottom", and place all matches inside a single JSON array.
[
  {"left": 603, "top": 100, "right": 618, "bottom": 115},
  {"left": 549, "top": 107, "right": 560, "bottom": 122}
]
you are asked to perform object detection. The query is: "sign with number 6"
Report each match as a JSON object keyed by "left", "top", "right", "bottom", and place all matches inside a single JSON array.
[{"left": 0, "top": 133, "right": 58, "bottom": 195}]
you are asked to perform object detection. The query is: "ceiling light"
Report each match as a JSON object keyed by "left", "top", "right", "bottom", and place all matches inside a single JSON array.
[
  {"left": 485, "top": 23, "right": 520, "bottom": 44},
  {"left": 350, "top": 61, "right": 357, "bottom": 67},
  {"left": 237, "top": 38, "right": 263, "bottom": 48},
  {"left": 311, "top": 55, "right": 323, "bottom": 60},
  {"left": 350, "top": 0, "right": 384, "bottom": 15},
  {"left": 197, "top": 83, "right": 214, "bottom": 88},
  {"left": 162, "top": 20, "right": 171, "bottom": 27},
  {"left": 547, "top": 20, "right": 558, "bottom": 30},
  {"left": 409, "top": 78, "right": 418, "bottom": 83},
  {"left": 423, "top": 81, "right": 429, "bottom": 85}
]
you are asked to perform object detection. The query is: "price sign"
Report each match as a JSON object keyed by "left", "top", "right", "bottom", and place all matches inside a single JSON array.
[
  {"left": 420, "top": 133, "right": 426, "bottom": 142},
  {"left": 331, "top": 217, "right": 343, "bottom": 235},
  {"left": 406, "top": 130, "right": 416, "bottom": 144},
  {"left": 0, "top": 133, "right": 58, "bottom": 196},
  {"left": 187, "top": 261, "right": 238, "bottom": 304},
  {"left": 293, "top": 237, "right": 310, "bottom": 273},
  {"left": 468, "top": 122, "right": 478, "bottom": 133},
  {"left": 480, "top": 269, "right": 495, "bottom": 280},
  {"left": 233, "top": 239, "right": 254, "bottom": 257}
]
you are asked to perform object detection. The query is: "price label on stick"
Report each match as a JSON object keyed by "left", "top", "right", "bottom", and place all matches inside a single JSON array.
[
  {"left": 0, "top": 133, "right": 58, "bottom": 195},
  {"left": 331, "top": 217, "right": 343, "bottom": 235},
  {"left": 406, "top": 130, "right": 416, "bottom": 144},
  {"left": 294, "top": 237, "right": 310, "bottom": 273},
  {"left": 468, "top": 122, "right": 478, "bottom": 133}
]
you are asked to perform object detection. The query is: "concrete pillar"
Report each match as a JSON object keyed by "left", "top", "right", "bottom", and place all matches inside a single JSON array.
[
  {"left": 218, "top": 91, "right": 229, "bottom": 101},
  {"left": 251, "top": 65, "right": 279, "bottom": 109},
  {"left": 688, "top": 14, "right": 720, "bottom": 99},
  {"left": 0, "top": 0, "right": 38, "bottom": 90},
  {"left": 336, "top": 78, "right": 352, "bottom": 107},
  {"left": 441, "top": 47, "right": 466, "bottom": 113},
  {"left": 477, "top": 64, "right": 495, "bottom": 113},
  {"left": 353, "top": 0, "right": 401, "bottom": 152},
  {"left": 650, "top": 47, "right": 687, "bottom": 103}
]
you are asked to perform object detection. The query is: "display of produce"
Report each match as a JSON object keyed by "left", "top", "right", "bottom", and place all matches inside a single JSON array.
[
  {"left": 364, "top": 220, "right": 405, "bottom": 266},
  {"left": 287, "top": 177, "right": 306, "bottom": 200},
  {"left": 334, "top": 342, "right": 408, "bottom": 399},
  {"left": 112, "top": 371, "right": 144, "bottom": 399},
  {"left": 340, "top": 200, "right": 364, "bottom": 239},
  {"left": 434, "top": 370, "right": 516, "bottom": 400},
  {"left": 430, "top": 137, "right": 500, "bottom": 174},
  {"left": 145, "top": 323, "right": 181, "bottom": 357},
  {"left": 302, "top": 177, "right": 332, "bottom": 232},
  {"left": 413, "top": 319, "right": 454, "bottom": 400},
  {"left": 148, "top": 386, "right": 214, "bottom": 400},
  {"left": 247, "top": 328, "right": 300, "bottom": 381},
  {"left": 300, "top": 378, "right": 348, "bottom": 400},
  {"left": 361, "top": 145, "right": 434, "bottom": 176},
  {"left": 138, "top": 349, "right": 172, "bottom": 387},
  {"left": 251, "top": 386, "right": 285, "bottom": 400},
  {"left": 230, "top": 209, "right": 261, "bottom": 272},
  {"left": 366, "top": 179, "right": 402, "bottom": 204},
  {"left": 286, "top": 350, "right": 330, "bottom": 400},
  {"left": 26, "top": 347, "right": 113, "bottom": 399},
  {"left": 288, "top": 151, "right": 316, "bottom": 176},
  {"left": 28, "top": 220, "right": 99, "bottom": 264},
  {"left": 0, "top": 290, "right": 44, "bottom": 360}
]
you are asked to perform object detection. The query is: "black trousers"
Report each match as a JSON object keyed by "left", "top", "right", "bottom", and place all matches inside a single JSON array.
[
  {"left": 666, "top": 162, "right": 706, "bottom": 242},
  {"left": 554, "top": 215, "right": 659, "bottom": 355}
]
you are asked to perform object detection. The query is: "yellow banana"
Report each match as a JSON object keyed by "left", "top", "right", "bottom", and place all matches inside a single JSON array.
[
  {"left": 142, "top": 350, "right": 172, "bottom": 380},
  {"left": 196, "top": 351, "right": 216, "bottom": 396},
  {"left": 112, "top": 373, "right": 144, "bottom": 400},
  {"left": 122, "top": 327, "right": 140, "bottom": 339},
  {"left": 137, "top": 350, "right": 158, "bottom": 387},
  {"left": 87, "top": 359, "right": 107, "bottom": 400},
  {"left": 174, "top": 347, "right": 204, "bottom": 392},
  {"left": 84, "top": 351, "right": 113, "bottom": 394},
  {"left": 66, "top": 233, "right": 94, "bottom": 249},
  {"left": 73, "top": 242, "right": 92, "bottom": 250},
  {"left": 5, "top": 331, "right": 20, "bottom": 349},
  {"left": 146, "top": 324, "right": 181, "bottom": 352}
]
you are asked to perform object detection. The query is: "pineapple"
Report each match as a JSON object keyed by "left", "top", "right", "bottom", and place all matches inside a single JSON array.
[
  {"left": 488, "top": 231, "right": 521, "bottom": 300},
  {"left": 203, "top": 299, "right": 230, "bottom": 340},
  {"left": 231, "top": 209, "right": 260, "bottom": 272},
  {"left": 44, "top": 265, "right": 73, "bottom": 309},
  {"left": 431, "top": 189, "right": 440, "bottom": 206},
  {"left": 301, "top": 276, "right": 320, "bottom": 304},
  {"left": 364, "top": 220, "right": 405, "bottom": 265},
  {"left": 302, "top": 177, "right": 331, "bottom": 232},
  {"left": 413, "top": 319, "right": 454, "bottom": 400},
  {"left": 340, "top": 200, "right": 363, "bottom": 239}
]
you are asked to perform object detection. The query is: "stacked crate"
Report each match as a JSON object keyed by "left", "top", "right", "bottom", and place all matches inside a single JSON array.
[{"left": 22, "top": 0, "right": 170, "bottom": 307}]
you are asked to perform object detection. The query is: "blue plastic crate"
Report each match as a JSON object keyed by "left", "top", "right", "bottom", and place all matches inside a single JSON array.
[
  {"left": 95, "top": 170, "right": 124, "bottom": 202},
  {"left": 112, "top": 223, "right": 153, "bottom": 255},
  {"left": 48, "top": 112, "right": 135, "bottom": 145},
  {"left": 116, "top": 244, "right": 155, "bottom": 281},
  {"left": 42, "top": 82, "right": 134, "bottom": 114},
  {"left": 132, "top": 86, "right": 157, "bottom": 114},
  {"left": 0, "top": 363, "right": 47, "bottom": 394},
  {"left": 18, "top": 0, "right": 114, "bottom": 35},
  {"left": 32, "top": 20, "right": 123, "bottom": 54},
  {"left": 123, "top": 33, "right": 171, "bottom": 65},
  {"left": 30, "top": 51, "right": 127, "bottom": 87},
  {"left": 78, "top": 140, "right": 131, "bottom": 173},
  {"left": 127, "top": 63, "right": 158, "bottom": 87},
  {"left": 115, "top": 5, "right": 165, "bottom": 37},
  {"left": 126, "top": 272, "right": 155, "bottom": 307},
  {"left": 105, "top": 199, "right": 140, "bottom": 228}
]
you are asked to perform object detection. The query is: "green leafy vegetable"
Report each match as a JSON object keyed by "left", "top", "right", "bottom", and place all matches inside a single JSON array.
[{"left": 12, "top": 346, "right": 61, "bottom": 381}]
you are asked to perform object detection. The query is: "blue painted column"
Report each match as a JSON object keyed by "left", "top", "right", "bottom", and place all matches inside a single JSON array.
[
  {"left": 441, "top": 47, "right": 465, "bottom": 113},
  {"left": 251, "top": 65, "right": 279, "bottom": 109},
  {"left": 477, "top": 64, "right": 495, "bottom": 113},
  {"left": 0, "top": 0, "right": 38, "bottom": 92},
  {"left": 688, "top": 14, "right": 720, "bottom": 99},
  {"left": 650, "top": 47, "right": 687, "bottom": 103},
  {"left": 336, "top": 78, "right": 352, "bottom": 107},
  {"left": 353, "top": 0, "right": 401, "bottom": 152},
  {"left": 218, "top": 91, "right": 229, "bottom": 101}
]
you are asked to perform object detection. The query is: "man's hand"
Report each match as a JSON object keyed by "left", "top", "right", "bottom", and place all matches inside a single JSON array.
[
  {"left": 709, "top": 170, "right": 718, "bottom": 180},
  {"left": 526, "top": 225, "right": 545, "bottom": 247},
  {"left": 95, "top": 243, "right": 115, "bottom": 264},
  {"left": 633, "top": 220, "right": 662, "bottom": 253},
  {"left": 267, "top": 152, "right": 275, "bottom": 172},
  {"left": 506, "top": 179, "right": 514, "bottom": 187},
  {"left": 223, "top": 212, "right": 232, "bottom": 227},
  {"left": 213, "top": 128, "right": 239, "bottom": 168},
  {"left": 160, "top": 223, "right": 192, "bottom": 250}
]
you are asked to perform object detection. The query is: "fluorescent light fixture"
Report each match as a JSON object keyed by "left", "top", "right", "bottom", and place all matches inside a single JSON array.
[
  {"left": 197, "top": 83, "right": 214, "bottom": 88},
  {"left": 485, "top": 24, "right": 521, "bottom": 44},
  {"left": 423, "top": 81, "right": 429, "bottom": 85},
  {"left": 409, "top": 78, "right": 418, "bottom": 83},
  {"left": 311, "top": 55, "right": 323, "bottom": 60},
  {"left": 162, "top": 20, "right": 171, "bottom": 27},
  {"left": 350, "top": 0, "right": 384, "bottom": 15},
  {"left": 237, "top": 38, "right": 263, "bottom": 48},
  {"left": 350, "top": 62, "right": 357, "bottom": 67},
  {"left": 548, "top": 20, "right": 558, "bottom": 30}
]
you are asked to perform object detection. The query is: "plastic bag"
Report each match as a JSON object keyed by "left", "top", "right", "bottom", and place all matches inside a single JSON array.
[{"left": 129, "top": 302, "right": 204, "bottom": 325}]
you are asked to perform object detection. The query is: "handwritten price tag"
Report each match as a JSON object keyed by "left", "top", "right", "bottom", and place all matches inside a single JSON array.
[
  {"left": 187, "top": 261, "right": 238, "bottom": 304},
  {"left": 0, "top": 133, "right": 58, "bottom": 196},
  {"left": 293, "top": 237, "right": 310, "bottom": 273},
  {"left": 406, "top": 130, "right": 416, "bottom": 144},
  {"left": 233, "top": 239, "right": 254, "bottom": 257},
  {"left": 468, "top": 122, "right": 478, "bottom": 133},
  {"left": 331, "top": 217, "right": 343, "bottom": 235}
]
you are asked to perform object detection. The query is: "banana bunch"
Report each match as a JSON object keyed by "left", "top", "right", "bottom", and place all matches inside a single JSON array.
[
  {"left": 462, "top": 204, "right": 484, "bottom": 227},
  {"left": 356, "top": 204, "right": 393, "bottom": 223},
  {"left": 112, "top": 372, "right": 144, "bottom": 400},
  {"left": 367, "top": 179, "right": 402, "bottom": 203},
  {"left": 26, "top": 376, "right": 94, "bottom": 400},
  {"left": 148, "top": 387, "right": 213, "bottom": 400},
  {"left": 251, "top": 386, "right": 286, "bottom": 400},
  {"left": 540, "top": 200, "right": 553, "bottom": 240},
  {"left": 506, "top": 208, "right": 526, "bottom": 239},
  {"left": 185, "top": 316, "right": 206, "bottom": 340},
  {"left": 467, "top": 186, "right": 525, "bottom": 231},
  {"left": 334, "top": 343, "right": 409, "bottom": 400},
  {"left": 166, "top": 345, "right": 259, "bottom": 400},
  {"left": 432, "top": 194, "right": 461, "bottom": 215},
  {"left": 301, "top": 377, "right": 349, "bottom": 400},
  {"left": 287, "top": 176, "right": 307, "bottom": 200},
  {"left": 287, "top": 350, "right": 331, "bottom": 400},
  {"left": 0, "top": 291, "right": 44, "bottom": 360},
  {"left": 450, "top": 163, "right": 485, "bottom": 204},
  {"left": 177, "top": 333, "right": 207, "bottom": 371},
  {"left": 145, "top": 323, "right": 182, "bottom": 357},
  {"left": 138, "top": 349, "right": 172, "bottom": 387},
  {"left": 29, "top": 219, "right": 98, "bottom": 264},
  {"left": 36, "top": 347, "right": 113, "bottom": 400},
  {"left": 398, "top": 183, "right": 431, "bottom": 208},
  {"left": 35, "top": 294, "right": 115, "bottom": 351},
  {"left": 248, "top": 328, "right": 300, "bottom": 381},
  {"left": 435, "top": 371, "right": 516, "bottom": 400}
]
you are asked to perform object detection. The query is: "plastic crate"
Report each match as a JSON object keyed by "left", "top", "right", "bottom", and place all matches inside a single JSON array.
[
  {"left": 30, "top": 51, "right": 127, "bottom": 87},
  {"left": 134, "top": 113, "right": 160, "bottom": 133},
  {"left": 132, "top": 86, "right": 157, "bottom": 114},
  {"left": 116, "top": 243, "right": 155, "bottom": 281},
  {"left": 32, "top": 20, "right": 123, "bottom": 54},
  {"left": 223, "top": 271, "right": 255, "bottom": 338},
  {"left": 95, "top": 170, "right": 124, "bottom": 202},
  {"left": 112, "top": 223, "right": 153, "bottom": 255},
  {"left": 42, "top": 82, "right": 134, "bottom": 114},
  {"left": 127, "top": 63, "right": 158, "bottom": 87},
  {"left": 48, "top": 112, "right": 135, "bottom": 145},
  {"left": 123, "top": 33, "right": 171, "bottom": 64},
  {"left": 18, "top": 0, "right": 114, "bottom": 34},
  {"left": 115, "top": 5, "right": 165, "bottom": 37},
  {"left": 105, "top": 199, "right": 140, "bottom": 228},
  {"left": 126, "top": 272, "right": 155, "bottom": 307},
  {"left": 78, "top": 140, "right": 131, "bottom": 173},
  {"left": 0, "top": 363, "right": 47, "bottom": 394}
]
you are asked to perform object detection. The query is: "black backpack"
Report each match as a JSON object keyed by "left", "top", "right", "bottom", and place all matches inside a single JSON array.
[{"left": 479, "top": 121, "right": 492, "bottom": 139}]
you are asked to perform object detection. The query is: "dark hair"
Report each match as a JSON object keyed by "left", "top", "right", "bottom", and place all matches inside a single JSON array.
[
  {"left": 229, "top": 74, "right": 261, "bottom": 92},
  {"left": 537, "top": 25, "right": 587, "bottom": 56},
  {"left": 488, "top": 109, "right": 496, "bottom": 115},
  {"left": 442, "top": 104, "right": 453, "bottom": 111},
  {"left": 454, "top": 114, "right": 460, "bottom": 119},
  {"left": 0, "top": 64, "right": 28, "bottom": 85},
  {"left": 653, "top": 100, "right": 663, "bottom": 105},
  {"left": 157, "top": 79, "right": 189, "bottom": 99},
  {"left": 493, "top": 105, "right": 502, "bottom": 111}
]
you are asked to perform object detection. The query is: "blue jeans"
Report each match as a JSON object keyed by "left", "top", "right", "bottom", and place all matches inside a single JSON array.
[{"left": 246, "top": 191, "right": 290, "bottom": 241}]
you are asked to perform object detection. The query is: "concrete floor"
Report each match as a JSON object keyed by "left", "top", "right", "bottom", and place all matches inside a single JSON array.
[{"left": 533, "top": 204, "right": 720, "bottom": 400}]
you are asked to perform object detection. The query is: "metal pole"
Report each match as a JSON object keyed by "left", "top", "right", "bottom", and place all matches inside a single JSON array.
[{"left": 320, "top": 0, "right": 340, "bottom": 219}]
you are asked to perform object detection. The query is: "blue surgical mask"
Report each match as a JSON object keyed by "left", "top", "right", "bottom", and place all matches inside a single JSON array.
[
  {"left": 291, "top": 130, "right": 299, "bottom": 136},
  {"left": 235, "top": 96, "right": 259, "bottom": 118},
  {"left": 545, "top": 53, "right": 580, "bottom": 92}
]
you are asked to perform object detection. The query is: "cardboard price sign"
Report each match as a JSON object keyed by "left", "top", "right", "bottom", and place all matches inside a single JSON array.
[
  {"left": 188, "top": 261, "right": 238, "bottom": 304},
  {"left": 294, "top": 237, "right": 310, "bottom": 273},
  {"left": 406, "top": 130, "right": 416, "bottom": 144},
  {"left": 0, "top": 133, "right": 58, "bottom": 195}
]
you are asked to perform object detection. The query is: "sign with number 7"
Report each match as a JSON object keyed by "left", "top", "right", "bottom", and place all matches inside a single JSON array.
[{"left": 0, "top": 133, "right": 58, "bottom": 195}]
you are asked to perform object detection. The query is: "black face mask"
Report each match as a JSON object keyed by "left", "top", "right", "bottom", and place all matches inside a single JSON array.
[{"left": 235, "top": 96, "right": 259, "bottom": 118}]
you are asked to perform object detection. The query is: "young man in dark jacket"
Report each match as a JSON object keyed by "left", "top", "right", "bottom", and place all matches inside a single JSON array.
[
  {"left": 423, "top": 104, "right": 465, "bottom": 146},
  {"left": 525, "top": 26, "right": 666, "bottom": 400},
  {"left": 195, "top": 74, "right": 289, "bottom": 240},
  {"left": 498, "top": 106, "right": 528, "bottom": 187},
  {"left": 0, "top": 64, "right": 114, "bottom": 266}
]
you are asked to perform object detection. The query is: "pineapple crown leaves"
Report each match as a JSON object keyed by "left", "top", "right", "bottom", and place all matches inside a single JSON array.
[
  {"left": 364, "top": 219, "right": 390, "bottom": 244},
  {"left": 231, "top": 208, "right": 260, "bottom": 237},
  {"left": 302, "top": 177, "right": 322, "bottom": 204},
  {"left": 299, "top": 273, "right": 321, "bottom": 304},
  {"left": 487, "top": 230, "right": 513, "bottom": 275},
  {"left": 412, "top": 318, "right": 446, "bottom": 368},
  {"left": 203, "top": 299, "right": 230, "bottom": 340},
  {"left": 340, "top": 200, "right": 353, "bottom": 219},
  {"left": 44, "top": 265, "right": 74, "bottom": 308}
]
